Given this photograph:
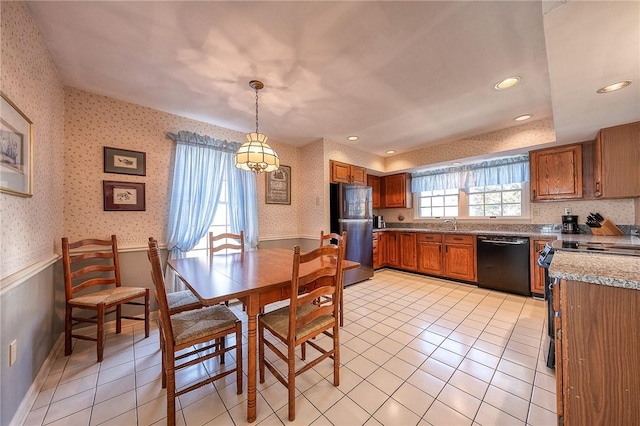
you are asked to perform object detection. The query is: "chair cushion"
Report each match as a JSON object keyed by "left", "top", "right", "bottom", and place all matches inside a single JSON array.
[
  {"left": 167, "top": 290, "right": 202, "bottom": 312},
  {"left": 171, "top": 304, "right": 239, "bottom": 346},
  {"left": 69, "top": 286, "right": 147, "bottom": 307},
  {"left": 260, "top": 304, "right": 335, "bottom": 340}
]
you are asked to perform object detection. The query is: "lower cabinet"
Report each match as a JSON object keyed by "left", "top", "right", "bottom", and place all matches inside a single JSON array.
[
  {"left": 382, "top": 231, "right": 399, "bottom": 267},
  {"left": 417, "top": 234, "right": 443, "bottom": 275},
  {"left": 373, "top": 232, "right": 381, "bottom": 269},
  {"left": 399, "top": 232, "right": 417, "bottom": 271},
  {"left": 443, "top": 234, "right": 476, "bottom": 282},
  {"left": 530, "top": 238, "right": 555, "bottom": 295},
  {"left": 556, "top": 280, "right": 640, "bottom": 424}
]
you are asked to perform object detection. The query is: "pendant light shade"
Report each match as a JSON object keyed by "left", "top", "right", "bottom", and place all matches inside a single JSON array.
[{"left": 235, "top": 80, "right": 280, "bottom": 173}]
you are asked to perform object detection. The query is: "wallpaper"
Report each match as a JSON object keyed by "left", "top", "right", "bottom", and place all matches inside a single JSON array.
[
  {"left": 64, "top": 88, "right": 306, "bottom": 247},
  {"left": 0, "top": 2, "right": 65, "bottom": 279}
]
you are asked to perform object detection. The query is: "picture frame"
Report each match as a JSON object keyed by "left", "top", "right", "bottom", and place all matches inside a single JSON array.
[
  {"left": 265, "top": 164, "right": 291, "bottom": 205},
  {"left": 104, "top": 146, "right": 146, "bottom": 176},
  {"left": 103, "top": 180, "right": 146, "bottom": 211},
  {"left": 0, "top": 92, "right": 33, "bottom": 197}
]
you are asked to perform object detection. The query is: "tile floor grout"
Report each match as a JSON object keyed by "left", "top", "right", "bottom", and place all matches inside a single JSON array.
[{"left": 24, "top": 269, "right": 557, "bottom": 426}]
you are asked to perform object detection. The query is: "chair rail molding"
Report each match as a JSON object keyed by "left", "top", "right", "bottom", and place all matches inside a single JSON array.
[{"left": 0, "top": 254, "right": 59, "bottom": 294}]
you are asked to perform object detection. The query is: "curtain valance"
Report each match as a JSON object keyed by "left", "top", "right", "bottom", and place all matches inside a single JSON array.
[
  {"left": 411, "top": 155, "right": 529, "bottom": 193},
  {"left": 166, "top": 131, "right": 240, "bottom": 154}
]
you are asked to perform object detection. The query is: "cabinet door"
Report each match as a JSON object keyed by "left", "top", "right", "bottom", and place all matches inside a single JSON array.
[
  {"left": 417, "top": 234, "right": 443, "bottom": 275},
  {"left": 330, "top": 160, "right": 352, "bottom": 184},
  {"left": 399, "top": 232, "right": 417, "bottom": 271},
  {"left": 530, "top": 144, "right": 583, "bottom": 200},
  {"left": 373, "top": 232, "right": 380, "bottom": 269},
  {"left": 444, "top": 239, "right": 476, "bottom": 281},
  {"left": 530, "top": 239, "right": 552, "bottom": 295},
  {"left": 383, "top": 173, "right": 412, "bottom": 208},
  {"left": 386, "top": 232, "right": 399, "bottom": 267},
  {"left": 594, "top": 122, "right": 640, "bottom": 198},
  {"left": 368, "top": 175, "right": 381, "bottom": 208},
  {"left": 351, "top": 165, "right": 367, "bottom": 185},
  {"left": 379, "top": 232, "right": 387, "bottom": 265}
]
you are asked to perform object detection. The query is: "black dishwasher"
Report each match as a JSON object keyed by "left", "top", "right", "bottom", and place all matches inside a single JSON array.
[{"left": 476, "top": 235, "right": 531, "bottom": 296}]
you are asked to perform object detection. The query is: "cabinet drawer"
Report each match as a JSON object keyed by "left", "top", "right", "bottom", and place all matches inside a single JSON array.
[
  {"left": 373, "top": 232, "right": 380, "bottom": 242},
  {"left": 444, "top": 234, "right": 474, "bottom": 244},
  {"left": 417, "top": 233, "right": 442, "bottom": 243}
]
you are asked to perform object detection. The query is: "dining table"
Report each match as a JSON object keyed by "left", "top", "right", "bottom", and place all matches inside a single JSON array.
[{"left": 167, "top": 247, "right": 360, "bottom": 423}]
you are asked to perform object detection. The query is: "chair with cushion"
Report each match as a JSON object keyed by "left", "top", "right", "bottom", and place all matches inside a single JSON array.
[
  {"left": 258, "top": 238, "right": 346, "bottom": 421},
  {"left": 209, "top": 230, "right": 244, "bottom": 254},
  {"left": 319, "top": 231, "right": 346, "bottom": 326},
  {"left": 148, "top": 238, "right": 242, "bottom": 426},
  {"left": 62, "top": 235, "right": 150, "bottom": 362}
]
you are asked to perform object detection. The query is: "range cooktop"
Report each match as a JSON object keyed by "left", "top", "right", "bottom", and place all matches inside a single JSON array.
[{"left": 551, "top": 240, "right": 640, "bottom": 257}]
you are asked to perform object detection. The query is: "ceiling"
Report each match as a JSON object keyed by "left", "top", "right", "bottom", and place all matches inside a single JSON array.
[{"left": 25, "top": 1, "right": 639, "bottom": 157}]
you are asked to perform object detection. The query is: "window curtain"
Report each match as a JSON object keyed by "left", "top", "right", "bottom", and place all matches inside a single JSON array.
[
  {"left": 164, "top": 131, "right": 258, "bottom": 291},
  {"left": 411, "top": 155, "right": 529, "bottom": 193}
]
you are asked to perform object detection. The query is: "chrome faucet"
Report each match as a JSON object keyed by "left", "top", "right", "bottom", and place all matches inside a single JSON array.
[{"left": 444, "top": 217, "right": 458, "bottom": 230}]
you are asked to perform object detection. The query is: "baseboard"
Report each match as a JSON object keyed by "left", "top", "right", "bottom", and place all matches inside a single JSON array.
[
  {"left": 10, "top": 312, "right": 158, "bottom": 425},
  {"left": 10, "top": 334, "right": 64, "bottom": 426}
]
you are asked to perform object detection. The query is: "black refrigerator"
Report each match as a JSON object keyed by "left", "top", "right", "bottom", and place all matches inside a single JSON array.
[{"left": 330, "top": 183, "right": 374, "bottom": 285}]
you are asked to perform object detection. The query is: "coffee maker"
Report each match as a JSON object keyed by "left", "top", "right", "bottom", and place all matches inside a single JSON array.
[
  {"left": 373, "top": 216, "right": 385, "bottom": 229},
  {"left": 561, "top": 215, "right": 579, "bottom": 234}
]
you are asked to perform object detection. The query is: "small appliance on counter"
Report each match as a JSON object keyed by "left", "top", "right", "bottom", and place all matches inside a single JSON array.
[
  {"left": 561, "top": 215, "right": 579, "bottom": 234},
  {"left": 373, "top": 216, "right": 385, "bottom": 229}
]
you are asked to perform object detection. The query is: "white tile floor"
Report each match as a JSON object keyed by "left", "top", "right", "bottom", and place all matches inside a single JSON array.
[{"left": 24, "top": 269, "right": 557, "bottom": 425}]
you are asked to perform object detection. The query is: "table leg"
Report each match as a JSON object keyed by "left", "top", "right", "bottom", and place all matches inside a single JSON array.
[{"left": 246, "top": 295, "right": 258, "bottom": 422}]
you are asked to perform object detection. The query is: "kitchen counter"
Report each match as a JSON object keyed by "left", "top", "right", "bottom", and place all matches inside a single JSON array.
[
  {"left": 549, "top": 250, "right": 640, "bottom": 290},
  {"left": 374, "top": 227, "right": 560, "bottom": 238}
]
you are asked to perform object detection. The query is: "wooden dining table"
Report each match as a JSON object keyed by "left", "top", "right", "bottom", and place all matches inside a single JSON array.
[{"left": 167, "top": 247, "right": 360, "bottom": 423}]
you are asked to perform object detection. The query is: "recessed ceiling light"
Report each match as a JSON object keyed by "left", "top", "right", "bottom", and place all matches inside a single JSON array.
[
  {"left": 386, "top": 150, "right": 396, "bottom": 154},
  {"left": 494, "top": 76, "right": 521, "bottom": 90},
  {"left": 347, "top": 136, "right": 359, "bottom": 141},
  {"left": 514, "top": 114, "right": 532, "bottom": 121},
  {"left": 597, "top": 80, "right": 632, "bottom": 94}
]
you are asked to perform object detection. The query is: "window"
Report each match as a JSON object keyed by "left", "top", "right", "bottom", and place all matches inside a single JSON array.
[
  {"left": 417, "top": 182, "right": 526, "bottom": 219},
  {"left": 418, "top": 189, "right": 459, "bottom": 218},
  {"left": 468, "top": 183, "right": 523, "bottom": 217}
]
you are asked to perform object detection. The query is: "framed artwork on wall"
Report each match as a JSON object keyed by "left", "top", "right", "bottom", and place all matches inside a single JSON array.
[
  {"left": 103, "top": 180, "right": 146, "bottom": 211},
  {"left": 104, "top": 146, "right": 146, "bottom": 176},
  {"left": 0, "top": 92, "right": 33, "bottom": 197},
  {"left": 265, "top": 164, "right": 291, "bottom": 205}
]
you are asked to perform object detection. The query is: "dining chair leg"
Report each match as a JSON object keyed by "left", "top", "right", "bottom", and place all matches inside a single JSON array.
[
  {"left": 144, "top": 290, "right": 150, "bottom": 337},
  {"left": 288, "top": 344, "right": 296, "bottom": 421},
  {"left": 220, "top": 337, "right": 226, "bottom": 364},
  {"left": 258, "top": 322, "right": 265, "bottom": 384},
  {"left": 235, "top": 321, "right": 243, "bottom": 395},
  {"left": 160, "top": 327, "right": 167, "bottom": 388},
  {"left": 340, "top": 293, "right": 344, "bottom": 327},
  {"left": 333, "top": 323, "right": 340, "bottom": 386},
  {"left": 115, "top": 304, "right": 122, "bottom": 334},
  {"left": 301, "top": 342, "right": 306, "bottom": 360},
  {"left": 64, "top": 305, "right": 73, "bottom": 356},
  {"left": 166, "top": 352, "right": 177, "bottom": 426},
  {"left": 97, "top": 303, "right": 105, "bottom": 362}
]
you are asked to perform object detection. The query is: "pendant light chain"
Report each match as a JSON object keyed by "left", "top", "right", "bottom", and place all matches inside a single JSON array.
[{"left": 255, "top": 87, "right": 259, "bottom": 134}]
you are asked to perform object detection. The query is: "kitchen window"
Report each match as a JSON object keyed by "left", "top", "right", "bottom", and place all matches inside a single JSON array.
[{"left": 418, "top": 189, "right": 459, "bottom": 218}]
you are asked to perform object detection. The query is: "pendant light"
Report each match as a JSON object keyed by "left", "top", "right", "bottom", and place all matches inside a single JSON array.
[{"left": 235, "top": 80, "right": 280, "bottom": 173}]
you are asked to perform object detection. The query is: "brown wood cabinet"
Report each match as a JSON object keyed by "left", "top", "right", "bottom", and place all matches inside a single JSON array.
[
  {"left": 330, "top": 160, "right": 366, "bottom": 185},
  {"left": 382, "top": 173, "right": 412, "bottom": 208},
  {"left": 443, "top": 234, "right": 476, "bottom": 282},
  {"left": 530, "top": 237, "right": 555, "bottom": 295},
  {"left": 399, "top": 232, "right": 417, "bottom": 271},
  {"left": 373, "top": 231, "right": 381, "bottom": 269},
  {"left": 417, "top": 233, "right": 443, "bottom": 275},
  {"left": 556, "top": 279, "right": 640, "bottom": 425},
  {"left": 382, "top": 231, "right": 399, "bottom": 267},
  {"left": 593, "top": 121, "right": 640, "bottom": 198},
  {"left": 530, "top": 144, "right": 583, "bottom": 201},
  {"left": 368, "top": 175, "right": 381, "bottom": 208}
]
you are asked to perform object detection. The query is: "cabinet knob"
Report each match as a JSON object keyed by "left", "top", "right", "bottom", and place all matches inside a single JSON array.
[{"left": 532, "top": 189, "right": 537, "bottom": 199}]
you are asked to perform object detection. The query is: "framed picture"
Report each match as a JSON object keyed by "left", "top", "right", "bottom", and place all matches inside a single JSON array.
[
  {"left": 103, "top": 180, "right": 146, "bottom": 211},
  {"left": 265, "top": 165, "right": 291, "bottom": 205},
  {"left": 104, "top": 146, "right": 146, "bottom": 176},
  {"left": 0, "top": 92, "right": 33, "bottom": 197}
]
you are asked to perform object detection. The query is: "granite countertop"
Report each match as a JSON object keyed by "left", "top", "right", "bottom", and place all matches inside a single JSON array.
[
  {"left": 376, "top": 227, "right": 560, "bottom": 238},
  {"left": 549, "top": 250, "right": 640, "bottom": 290}
]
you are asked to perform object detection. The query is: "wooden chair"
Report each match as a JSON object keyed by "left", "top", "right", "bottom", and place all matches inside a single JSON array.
[
  {"left": 147, "top": 238, "right": 202, "bottom": 314},
  {"left": 258, "top": 238, "right": 346, "bottom": 421},
  {"left": 209, "top": 230, "right": 244, "bottom": 254},
  {"left": 62, "top": 235, "right": 150, "bottom": 362},
  {"left": 319, "top": 231, "right": 346, "bottom": 326},
  {"left": 147, "top": 239, "right": 242, "bottom": 426}
]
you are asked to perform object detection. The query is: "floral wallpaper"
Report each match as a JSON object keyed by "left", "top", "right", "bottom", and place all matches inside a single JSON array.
[{"left": 0, "top": 2, "right": 65, "bottom": 279}]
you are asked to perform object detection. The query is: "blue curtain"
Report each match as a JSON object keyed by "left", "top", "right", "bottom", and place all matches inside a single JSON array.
[
  {"left": 165, "top": 131, "right": 258, "bottom": 290},
  {"left": 411, "top": 155, "right": 529, "bottom": 193}
]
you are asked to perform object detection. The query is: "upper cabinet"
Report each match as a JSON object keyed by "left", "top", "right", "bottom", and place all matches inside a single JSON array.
[
  {"left": 593, "top": 121, "right": 640, "bottom": 199},
  {"left": 530, "top": 144, "right": 583, "bottom": 201},
  {"left": 382, "top": 173, "right": 413, "bottom": 208},
  {"left": 330, "top": 160, "right": 366, "bottom": 185},
  {"left": 367, "top": 175, "right": 381, "bottom": 208}
]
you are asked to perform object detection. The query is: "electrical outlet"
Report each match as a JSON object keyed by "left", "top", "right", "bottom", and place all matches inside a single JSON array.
[
  {"left": 533, "top": 207, "right": 540, "bottom": 217},
  {"left": 564, "top": 207, "right": 572, "bottom": 215},
  {"left": 9, "top": 340, "right": 16, "bottom": 366}
]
